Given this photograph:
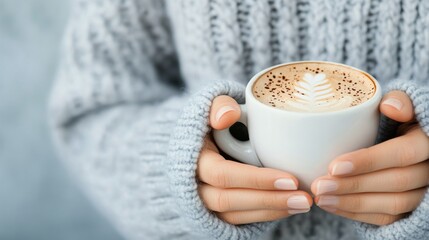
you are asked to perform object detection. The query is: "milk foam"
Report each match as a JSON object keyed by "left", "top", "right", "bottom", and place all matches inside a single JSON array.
[{"left": 252, "top": 63, "right": 375, "bottom": 112}]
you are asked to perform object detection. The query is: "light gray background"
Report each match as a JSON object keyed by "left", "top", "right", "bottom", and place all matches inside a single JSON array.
[{"left": 0, "top": 0, "right": 123, "bottom": 239}]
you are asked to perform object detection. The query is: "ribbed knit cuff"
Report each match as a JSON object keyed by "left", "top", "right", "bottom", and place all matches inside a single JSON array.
[
  {"left": 355, "top": 79, "right": 429, "bottom": 239},
  {"left": 167, "top": 81, "right": 276, "bottom": 240}
]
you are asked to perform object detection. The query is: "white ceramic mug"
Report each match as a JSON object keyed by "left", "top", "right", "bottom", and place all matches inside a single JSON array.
[{"left": 213, "top": 61, "right": 382, "bottom": 191}]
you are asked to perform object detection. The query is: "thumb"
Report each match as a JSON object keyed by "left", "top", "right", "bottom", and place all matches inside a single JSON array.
[
  {"left": 209, "top": 95, "right": 241, "bottom": 130},
  {"left": 379, "top": 90, "right": 414, "bottom": 123}
]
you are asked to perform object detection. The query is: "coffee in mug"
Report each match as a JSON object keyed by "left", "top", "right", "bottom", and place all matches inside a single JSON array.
[
  {"left": 213, "top": 61, "right": 382, "bottom": 191},
  {"left": 252, "top": 62, "right": 376, "bottom": 112}
]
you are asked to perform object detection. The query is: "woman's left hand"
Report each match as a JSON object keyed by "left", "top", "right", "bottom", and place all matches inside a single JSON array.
[{"left": 312, "top": 91, "right": 429, "bottom": 226}]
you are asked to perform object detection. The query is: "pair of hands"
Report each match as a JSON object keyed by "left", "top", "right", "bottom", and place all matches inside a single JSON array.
[{"left": 197, "top": 92, "right": 429, "bottom": 226}]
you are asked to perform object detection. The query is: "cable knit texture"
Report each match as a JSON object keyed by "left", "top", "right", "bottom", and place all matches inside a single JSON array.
[{"left": 50, "top": 0, "right": 429, "bottom": 239}]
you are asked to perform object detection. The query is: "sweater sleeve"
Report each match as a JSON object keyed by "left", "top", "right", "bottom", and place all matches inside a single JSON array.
[
  {"left": 50, "top": 1, "right": 275, "bottom": 240},
  {"left": 355, "top": 79, "right": 429, "bottom": 240}
]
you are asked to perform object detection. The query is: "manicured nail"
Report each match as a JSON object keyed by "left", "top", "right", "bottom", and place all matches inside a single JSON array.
[
  {"left": 382, "top": 98, "right": 403, "bottom": 111},
  {"left": 317, "top": 196, "right": 339, "bottom": 207},
  {"left": 288, "top": 209, "right": 310, "bottom": 215},
  {"left": 287, "top": 195, "right": 310, "bottom": 209},
  {"left": 274, "top": 178, "right": 297, "bottom": 190},
  {"left": 316, "top": 180, "right": 338, "bottom": 195},
  {"left": 331, "top": 161, "right": 354, "bottom": 176},
  {"left": 215, "top": 106, "right": 237, "bottom": 122}
]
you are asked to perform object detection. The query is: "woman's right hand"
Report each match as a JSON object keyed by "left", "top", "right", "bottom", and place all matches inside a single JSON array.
[{"left": 197, "top": 95, "right": 313, "bottom": 225}]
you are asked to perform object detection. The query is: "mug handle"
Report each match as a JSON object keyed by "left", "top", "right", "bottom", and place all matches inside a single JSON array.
[{"left": 213, "top": 105, "right": 263, "bottom": 167}]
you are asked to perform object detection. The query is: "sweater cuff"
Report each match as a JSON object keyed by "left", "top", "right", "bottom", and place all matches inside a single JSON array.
[
  {"left": 355, "top": 79, "right": 429, "bottom": 239},
  {"left": 167, "top": 81, "right": 276, "bottom": 240}
]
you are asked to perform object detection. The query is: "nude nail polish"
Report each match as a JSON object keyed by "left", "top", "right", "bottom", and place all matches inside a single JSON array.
[
  {"left": 316, "top": 180, "right": 338, "bottom": 195},
  {"left": 274, "top": 178, "right": 297, "bottom": 190},
  {"left": 332, "top": 161, "right": 354, "bottom": 176},
  {"left": 287, "top": 195, "right": 310, "bottom": 209},
  {"left": 382, "top": 98, "right": 403, "bottom": 111},
  {"left": 317, "top": 196, "right": 339, "bottom": 207},
  {"left": 215, "top": 106, "right": 237, "bottom": 122}
]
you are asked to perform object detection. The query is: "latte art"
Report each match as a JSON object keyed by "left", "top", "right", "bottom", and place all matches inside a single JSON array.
[
  {"left": 288, "top": 73, "right": 353, "bottom": 111},
  {"left": 253, "top": 62, "right": 376, "bottom": 112}
]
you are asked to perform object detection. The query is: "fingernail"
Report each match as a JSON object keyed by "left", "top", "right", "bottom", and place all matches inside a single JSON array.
[
  {"left": 331, "top": 162, "right": 354, "bottom": 176},
  {"left": 382, "top": 98, "right": 403, "bottom": 111},
  {"left": 287, "top": 195, "right": 310, "bottom": 209},
  {"left": 317, "top": 196, "right": 339, "bottom": 207},
  {"left": 288, "top": 209, "right": 310, "bottom": 215},
  {"left": 215, "top": 106, "right": 237, "bottom": 122},
  {"left": 274, "top": 178, "right": 297, "bottom": 190},
  {"left": 316, "top": 180, "right": 338, "bottom": 195}
]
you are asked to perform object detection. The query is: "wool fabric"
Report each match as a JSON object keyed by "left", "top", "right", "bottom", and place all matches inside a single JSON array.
[{"left": 50, "top": 0, "right": 429, "bottom": 239}]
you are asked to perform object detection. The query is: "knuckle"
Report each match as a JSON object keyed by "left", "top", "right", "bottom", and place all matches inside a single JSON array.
[
  {"left": 253, "top": 175, "right": 266, "bottom": 189},
  {"left": 362, "top": 148, "right": 376, "bottom": 172},
  {"left": 348, "top": 196, "right": 363, "bottom": 212},
  {"left": 392, "top": 172, "right": 410, "bottom": 192},
  {"left": 210, "top": 168, "right": 229, "bottom": 188},
  {"left": 349, "top": 178, "right": 362, "bottom": 193},
  {"left": 261, "top": 195, "right": 280, "bottom": 209},
  {"left": 215, "top": 190, "right": 232, "bottom": 212},
  {"left": 398, "top": 140, "right": 416, "bottom": 167},
  {"left": 391, "top": 194, "right": 408, "bottom": 215}
]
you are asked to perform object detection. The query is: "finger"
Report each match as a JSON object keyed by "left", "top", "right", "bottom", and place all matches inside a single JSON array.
[
  {"left": 329, "top": 127, "right": 429, "bottom": 176},
  {"left": 380, "top": 90, "right": 414, "bottom": 123},
  {"left": 217, "top": 209, "right": 308, "bottom": 225},
  {"left": 318, "top": 207, "right": 404, "bottom": 226},
  {"left": 198, "top": 148, "right": 299, "bottom": 190},
  {"left": 315, "top": 188, "right": 426, "bottom": 215},
  {"left": 209, "top": 95, "right": 241, "bottom": 130},
  {"left": 397, "top": 121, "right": 420, "bottom": 136},
  {"left": 199, "top": 183, "right": 312, "bottom": 212},
  {"left": 313, "top": 161, "right": 429, "bottom": 195}
]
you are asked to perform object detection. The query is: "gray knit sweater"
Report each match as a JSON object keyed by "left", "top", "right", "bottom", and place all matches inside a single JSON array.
[{"left": 50, "top": 0, "right": 429, "bottom": 239}]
